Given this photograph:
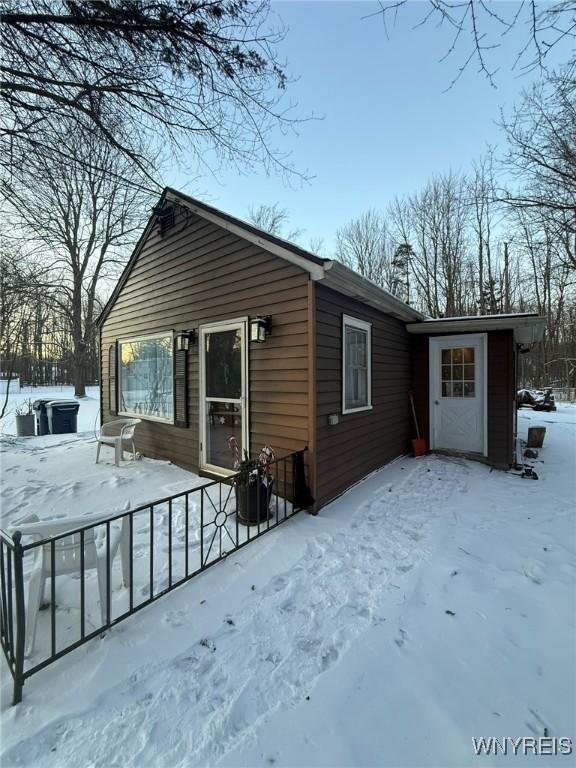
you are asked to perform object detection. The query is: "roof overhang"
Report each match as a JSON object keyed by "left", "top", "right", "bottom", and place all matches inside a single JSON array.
[
  {"left": 164, "top": 189, "right": 326, "bottom": 280},
  {"left": 95, "top": 187, "right": 435, "bottom": 327},
  {"left": 321, "top": 262, "right": 425, "bottom": 322},
  {"left": 164, "top": 190, "right": 425, "bottom": 322},
  {"left": 406, "top": 313, "right": 546, "bottom": 345}
]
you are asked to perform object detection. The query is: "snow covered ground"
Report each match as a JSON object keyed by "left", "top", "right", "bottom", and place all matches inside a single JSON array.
[
  {"left": 0, "top": 405, "right": 574, "bottom": 767},
  {"left": 1, "top": 385, "right": 101, "bottom": 436}
]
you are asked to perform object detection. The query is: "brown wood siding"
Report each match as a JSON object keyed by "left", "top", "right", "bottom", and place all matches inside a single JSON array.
[
  {"left": 101, "top": 206, "right": 311, "bottom": 475},
  {"left": 411, "top": 329, "right": 515, "bottom": 469},
  {"left": 314, "top": 284, "right": 412, "bottom": 508},
  {"left": 487, "top": 330, "right": 515, "bottom": 467}
]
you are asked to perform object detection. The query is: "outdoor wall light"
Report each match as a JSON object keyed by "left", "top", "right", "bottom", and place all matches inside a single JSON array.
[
  {"left": 250, "top": 316, "right": 272, "bottom": 343},
  {"left": 175, "top": 329, "right": 196, "bottom": 351}
]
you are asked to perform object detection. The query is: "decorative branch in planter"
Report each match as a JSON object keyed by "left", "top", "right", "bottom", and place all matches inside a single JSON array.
[
  {"left": 228, "top": 438, "right": 275, "bottom": 526},
  {"left": 15, "top": 399, "right": 35, "bottom": 436}
]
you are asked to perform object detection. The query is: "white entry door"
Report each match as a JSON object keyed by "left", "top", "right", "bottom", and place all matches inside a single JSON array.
[
  {"left": 200, "top": 319, "right": 248, "bottom": 474},
  {"left": 429, "top": 334, "right": 487, "bottom": 456}
]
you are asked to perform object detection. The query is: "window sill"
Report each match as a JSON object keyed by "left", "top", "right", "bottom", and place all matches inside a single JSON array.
[
  {"left": 342, "top": 404, "right": 373, "bottom": 415},
  {"left": 118, "top": 411, "right": 174, "bottom": 425}
]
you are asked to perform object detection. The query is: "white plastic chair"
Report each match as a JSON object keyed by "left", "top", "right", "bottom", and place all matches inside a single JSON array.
[
  {"left": 96, "top": 419, "right": 141, "bottom": 467},
  {"left": 15, "top": 513, "right": 131, "bottom": 656}
]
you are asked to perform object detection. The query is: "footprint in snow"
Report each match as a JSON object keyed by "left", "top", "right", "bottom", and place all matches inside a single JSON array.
[
  {"left": 320, "top": 644, "right": 339, "bottom": 670},
  {"left": 279, "top": 598, "right": 296, "bottom": 614},
  {"left": 266, "top": 575, "right": 289, "bottom": 595},
  {"left": 336, "top": 603, "right": 371, "bottom": 622},
  {"left": 265, "top": 651, "right": 282, "bottom": 665},
  {"left": 522, "top": 563, "right": 544, "bottom": 585},
  {"left": 296, "top": 637, "right": 322, "bottom": 655},
  {"left": 163, "top": 609, "right": 188, "bottom": 628},
  {"left": 394, "top": 628, "right": 408, "bottom": 648},
  {"left": 173, "top": 653, "right": 200, "bottom": 672}
]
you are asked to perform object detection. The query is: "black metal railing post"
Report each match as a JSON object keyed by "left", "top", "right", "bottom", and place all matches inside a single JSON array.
[{"left": 11, "top": 531, "right": 25, "bottom": 706}]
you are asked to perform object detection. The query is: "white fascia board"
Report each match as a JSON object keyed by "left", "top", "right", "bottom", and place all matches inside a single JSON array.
[
  {"left": 406, "top": 315, "right": 546, "bottom": 336},
  {"left": 165, "top": 191, "right": 325, "bottom": 281},
  {"left": 322, "top": 262, "right": 425, "bottom": 322}
]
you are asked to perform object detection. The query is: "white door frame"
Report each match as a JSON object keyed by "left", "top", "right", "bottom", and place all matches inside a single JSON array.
[
  {"left": 199, "top": 317, "right": 249, "bottom": 475},
  {"left": 429, "top": 333, "right": 488, "bottom": 457}
]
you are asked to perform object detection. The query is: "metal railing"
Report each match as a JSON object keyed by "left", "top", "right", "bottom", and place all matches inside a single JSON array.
[{"left": 0, "top": 449, "right": 312, "bottom": 704}]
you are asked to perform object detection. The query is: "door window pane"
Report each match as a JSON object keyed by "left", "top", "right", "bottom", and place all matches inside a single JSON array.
[
  {"left": 119, "top": 335, "right": 173, "bottom": 421},
  {"left": 206, "top": 402, "right": 242, "bottom": 469},
  {"left": 205, "top": 329, "right": 242, "bottom": 399},
  {"left": 440, "top": 346, "right": 476, "bottom": 398}
]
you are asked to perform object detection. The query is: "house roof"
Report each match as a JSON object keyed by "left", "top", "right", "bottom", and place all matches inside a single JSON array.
[
  {"left": 96, "top": 189, "right": 546, "bottom": 338},
  {"left": 406, "top": 313, "right": 546, "bottom": 345},
  {"left": 97, "top": 188, "right": 425, "bottom": 327},
  {"left": 164, "top": 189, "right": 425, "bottom": 322},
  {"left": 165, "top": 188, "right": 326, "bottom": 269}
]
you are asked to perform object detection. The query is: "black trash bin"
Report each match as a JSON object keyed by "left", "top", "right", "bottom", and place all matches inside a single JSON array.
[
  {"left": 32, "top": 399, "right": 52, "bottom": 436},
  {"left": 46, "top": 400, "right": 80, "bottom": 434}
]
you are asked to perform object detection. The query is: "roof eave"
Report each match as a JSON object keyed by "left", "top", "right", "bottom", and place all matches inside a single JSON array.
[
  {"left": 164, "top": 188, "right": 326, "bottom": 280},
  {"left": 96, "top": 187, "right": 427, "bottom": 327},
  {"left": 321, "top": 262, "right": 426, "bottom": 322},
  {"left": 406, "top": 314, "right": 546, "bottom": 344}
]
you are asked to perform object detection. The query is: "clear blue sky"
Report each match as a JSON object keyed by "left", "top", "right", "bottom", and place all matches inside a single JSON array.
[{"left": 168, "top": 1, "right": 571, "bottom": 253}]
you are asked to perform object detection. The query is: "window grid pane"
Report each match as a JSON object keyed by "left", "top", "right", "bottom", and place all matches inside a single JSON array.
[
  {"left": 441, "top": 347, "right": 475, "bottom": 398},
  {"left": 344, "top": 321, "right": 370, "bottom": 410},
  {"left": 120, "top": 336, "right": 173, "bottom": 420}
]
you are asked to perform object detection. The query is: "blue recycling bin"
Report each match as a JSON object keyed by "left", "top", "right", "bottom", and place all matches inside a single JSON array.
[{"left": 46, "top": 400, "right": 80, "bottom": 434}]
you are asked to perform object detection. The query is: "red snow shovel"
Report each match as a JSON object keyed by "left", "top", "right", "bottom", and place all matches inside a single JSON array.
[{"left": 408, "top": 390, "right": 427, "bottom": 457}]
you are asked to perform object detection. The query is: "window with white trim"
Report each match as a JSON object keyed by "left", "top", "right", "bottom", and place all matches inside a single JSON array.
[
  {"left": 118, "top": 333, "right": 174, "bottom": 422},
  {"left": 342, "top": 315, "right": 372, "bottom": 413}
]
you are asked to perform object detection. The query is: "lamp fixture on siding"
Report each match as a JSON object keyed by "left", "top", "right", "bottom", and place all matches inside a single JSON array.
[
  {"left": 175, "top": 329, "right": 196, "bottom": 352},
  {"left": 250, "top": 316, "right": 272, "bottom": 343}
]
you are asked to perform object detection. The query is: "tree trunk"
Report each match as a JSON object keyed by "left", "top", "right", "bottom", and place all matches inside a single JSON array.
[{"left": 72, "top": 287, "right": 86, "bottom": 397}]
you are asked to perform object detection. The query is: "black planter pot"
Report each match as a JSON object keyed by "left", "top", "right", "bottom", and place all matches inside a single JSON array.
[{"left": 236, "top": 479, "right": 274, "bottom": 526}]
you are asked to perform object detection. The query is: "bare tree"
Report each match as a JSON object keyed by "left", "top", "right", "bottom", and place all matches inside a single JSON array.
[
  {"left": 1, "top": 0, "right": 306, "bottom": 183},
  {"left": 0, "top": 247, "right": 52, "bottom": 418},
  {"left": 389, "top": 174, "right": 470, "bottom": 316},
  {"left": 335, "top": 209, "right": 395, "bottom": 288},
  {"left": 2, "top": 126, "right": 151, "bottom": 396},
  {"left": 247, "top": 202, "right": 303, "bottom": 241},
  {"left": 308, "top": 236, "right": 327, "bottom": 257},
  {"left": 469, "top": 153, "right": 502, "bottom": 313},
  {"left": 500, "top": 69, "right": 576, "bottom": 269},
  {"left": 372, "top": 1, "right": 576, "bottom": 87}
]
